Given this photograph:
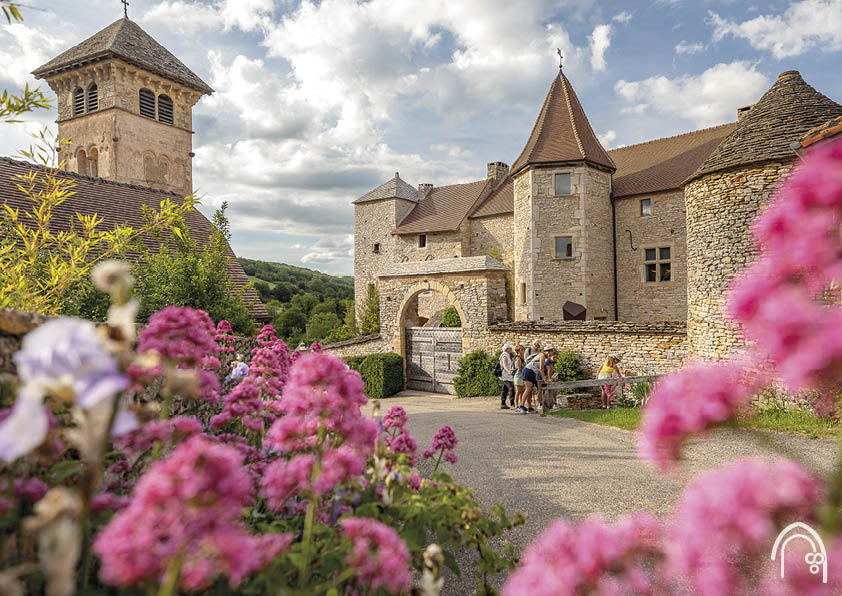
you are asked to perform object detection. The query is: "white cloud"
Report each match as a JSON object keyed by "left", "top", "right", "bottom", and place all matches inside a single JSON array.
[
  {"left": 0, "top": 23, "right": 66, "bottom": 88},
  {"left": 598, "top": 130, "right": 617, "bottom": 149},
  {"left": 612, "top": 11, "right": 632, "bottom": 24},
  {"left": 301, "top": 235, "right": 355, "bottom": 265},
  {"left": 709, "top": 0, "right": 842, "bottom": 59},
  {"left": 143, "top": 0, "right": 273, "bottom": 35},
  {"left": 614, "top": 61, "right": 770, "bottom": 127},
  {"left": 589, "top": 24, "right": 613, "bottom": 72},
  {"left": 430, "top": 143, "right": 475, "bottom": 159},
  {"left": 675, "top": 41, "right": 705, "bottom": 55}
]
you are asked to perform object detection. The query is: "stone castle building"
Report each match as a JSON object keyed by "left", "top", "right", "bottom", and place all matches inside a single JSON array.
[
  {"left": 349, "top": 66, "right": 842, "bottom": 391},
  {"left": 0, "top": 16, "right": 266, "bottom": 319}
]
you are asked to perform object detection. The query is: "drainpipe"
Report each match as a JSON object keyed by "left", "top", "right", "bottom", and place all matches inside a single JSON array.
[{"left": 611, "top": 194, "right": 618, "bottom": 321}]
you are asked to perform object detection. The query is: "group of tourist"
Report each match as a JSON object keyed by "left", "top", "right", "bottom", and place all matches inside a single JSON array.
[{"left": 498, "top": 341, "right": 623, "bottom": 413}]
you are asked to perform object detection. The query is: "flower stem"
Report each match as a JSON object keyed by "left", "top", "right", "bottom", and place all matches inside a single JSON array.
[
  {"left": 150, "top": 391, "right": 173, "bottom": 460},
  {"left": 821, "top": 438, "right": 842, "bottom": 534},
  {"left": 433, "top": 449, "right": 444, "bottom": 474},
  {"left": 157, "top": 553, "right": 184, "bottom": 596},
  {"left": 299, "top": 424, "right": 326, "bottom": 586}
]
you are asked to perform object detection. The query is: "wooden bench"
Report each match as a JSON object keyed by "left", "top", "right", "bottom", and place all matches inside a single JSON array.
[{"left": 542, "top": 375, "right": 662, "bottom": 411}]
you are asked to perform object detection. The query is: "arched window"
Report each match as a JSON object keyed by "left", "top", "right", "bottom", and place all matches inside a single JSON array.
[
  {"left": 143, "top": 153, "right": 158, "bottom": 184},
  {"left": 88, "top": 148, "right": 98, "bottom": 177},
  {"left": 76, "top": 149, "right": 88, "bottom": 176},
  {"left": 87, "top": 84, "right": 98, "bottom": 112},
  {"left": 73, "top": 88, "right": 85, "bottom": 116},
  {"left": 157, "top": 94, "right": 173, "bottom": 125},
  {"left": 139, "top": 88, "right": 156, "bottom": 119}
]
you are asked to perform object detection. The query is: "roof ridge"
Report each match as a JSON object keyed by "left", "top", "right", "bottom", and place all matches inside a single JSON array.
[
  {"left": 608, "top": 122, "right": 737, "bottom": 153},
  {"left": 430, "top": 178, "right": 487, "bottom": 191},
  {"left": 0, "top": 156, "right": 185, "bottom": 198},
  {"left": 560, "top": 75, "right": 586, "bottom": 158}
]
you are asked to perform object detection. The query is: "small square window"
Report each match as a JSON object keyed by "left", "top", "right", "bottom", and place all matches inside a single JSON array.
[
  {"left": 554, "top": 173, "right": 571, "bottom": 196},
  {"left": 659, "top": 247, "right": 670, "bottom": 260},
  {"left": 373, "top": 243, "right": 380, "bottom": 254},
  {"left": 418, "top": 234, "right": 426, "bottom": 248},
  {"left": 555, "top": 236, "right": 573, "bottom": 259},
  {"left": 646, "top": 263, "right": 657, "bottom": 282},
  {"left": 644, "top": 245, "right": 672, "bottom": 283},
  {"left": 660, "top": 263, "right": 671, "bottom": 282},
  {"left": 645, "top": 248, "right": 656, "bottom": 261},
  {"left": 640, "top": 198, "right": 652, "bottom": 217}
]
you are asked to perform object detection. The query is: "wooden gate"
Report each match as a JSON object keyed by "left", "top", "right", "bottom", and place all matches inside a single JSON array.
[{"left": 405, "top": 327, "right": 462, "bottom": 394}]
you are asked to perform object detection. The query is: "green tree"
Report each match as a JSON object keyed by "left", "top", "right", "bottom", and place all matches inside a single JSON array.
[
  {"left": 275, "top": 307, "right": 307, "bottom": 339},
  {"left": 308, "top": 312, "right": 341, "bottom": 341},
  {"left": 291, "top": 292, "right": 319, "bottom": 316},
  {"left": 359, "top": 283, "right": 380, "bottom": 335},
  {"left": 132, "top": 202, "right": 255, "bottom": 335},
  {"left": 441, "top": 306, "right": 461, "bottom": 327},
  {"left": 311, "top": 298, "right": 339, "bottom": 318}
]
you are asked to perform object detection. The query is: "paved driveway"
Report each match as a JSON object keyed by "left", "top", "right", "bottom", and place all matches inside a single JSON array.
[{"left": 386, "top": 391, "right": 839, "bottom": 595}]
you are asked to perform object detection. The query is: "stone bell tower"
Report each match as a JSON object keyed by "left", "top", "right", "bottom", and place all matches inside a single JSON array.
[{"left": 32, "top": 16, "right": 213, "bottom": 196}]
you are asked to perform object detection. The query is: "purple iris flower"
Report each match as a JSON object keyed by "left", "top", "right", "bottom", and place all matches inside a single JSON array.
[{"left": 225, "top": 361, "right": 249, "bottom": 383}]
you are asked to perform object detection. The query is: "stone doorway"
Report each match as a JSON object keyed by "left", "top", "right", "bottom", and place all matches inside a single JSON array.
[{"left": 405, "top": 327, "right": 462, "bottom": 394}]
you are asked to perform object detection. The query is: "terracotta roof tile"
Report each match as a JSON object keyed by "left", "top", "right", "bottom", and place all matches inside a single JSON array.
[
  {"left": 0, "top": 157, "right": 266, "bottom": 319},
  {"left": 393, "top": 179, "right": 491, "bottom": 234},
  {"left": 688, "top": 71, "right": 842, "bottom": 183},
  {"left": 801, "top": 115, "right": 842, "bottom": 148},
  {"left": 32, "top": 18, "right": 213, "bottom": 94},
  {"left": 469, "top": 176, "right": 513, "bottom": 218},
  {"left": 511, "top": 71, "right": 615, "bottom": 175},
  {"left": 609, "top": 123, "right": 736, "bottom": 198}
]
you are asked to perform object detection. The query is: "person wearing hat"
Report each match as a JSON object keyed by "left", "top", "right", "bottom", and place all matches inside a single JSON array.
[
  {"left": 499, "top": 343, "right": 515, "bottom": 409},
  {"left": 598, "top": 355, "right": 623, "bottom": 409},
  {"left": 525, "top": 339, "right": 541, "bottom": 361}
]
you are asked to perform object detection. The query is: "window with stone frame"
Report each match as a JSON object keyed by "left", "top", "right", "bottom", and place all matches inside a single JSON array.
[
  {"left": 644, "top": 246, "right": 671, "bottom": 283},
  {"left": 640, "top": 198, "right": 652, "bottom": 217},
  {"left": 554, "top": 235, "right": 573, "bottom": 259},
  {"left": 76, "top": 148, "right": 88, "bottom": 176},
  {"left": 554, "top": 172, "right": 571, "bottom": 196},
  {"left": 418, "top": 234, "right": 427, "bottom": 248},
  {"left": 88, "top": 148, "right": 98, "bottom": 177}
]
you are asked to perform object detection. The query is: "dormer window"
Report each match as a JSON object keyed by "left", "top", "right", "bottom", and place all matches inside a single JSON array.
[
  {"left": 158, "top": 94, "right": 174, "bottom": 125},
  {"left": 418, "top": 234, "right": 427, "bottom": 248},
  {"left": 139, "top": 89, "right": 156, "bottom": 119},
  {"left": 87, "top": 84, "right": 98, "bottom": 112},
  {"left": 73, "top": 87, "right": 85, "bottom": 116}
]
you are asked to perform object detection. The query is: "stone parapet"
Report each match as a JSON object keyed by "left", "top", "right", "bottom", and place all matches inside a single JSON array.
[{"left": 323, "top": 335, "right": 386, "bottom": 358}]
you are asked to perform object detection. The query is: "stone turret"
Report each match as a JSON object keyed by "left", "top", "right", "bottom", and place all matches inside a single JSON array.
[
  {"left": 510, "top": 67, "right": 615, "bottom": 321},
  {"left": 684, "top": 71, "right": 842, "bottom": 359}
]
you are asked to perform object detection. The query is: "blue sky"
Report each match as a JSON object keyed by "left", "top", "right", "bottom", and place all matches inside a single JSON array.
[{"left": 2, "top": 0, "right": 841, "bottom": 275}]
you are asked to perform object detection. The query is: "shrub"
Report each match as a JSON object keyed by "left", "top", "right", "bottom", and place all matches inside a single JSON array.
[
  {"left": 552, "top": 349, "right": 588, "bottom": 394},
  {"left": 344, "top": 355, "right": 367, "bottom": 372},
  {"left": 453, "top": 350, "right": 502, "bottom": 397},
  {"left": 357, "top": 353, "right": 404, "bottom": 398},
  {"left": 441, "top": 306, "right": 461, "bottom": 327},
  {"left": 359, "top": 283, "right": 380, "bottom": 335}
]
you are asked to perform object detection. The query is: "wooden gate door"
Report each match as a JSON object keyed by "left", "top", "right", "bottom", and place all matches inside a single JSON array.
[{"left": 405, "top": 327, "right": 462, "bottom": 394}]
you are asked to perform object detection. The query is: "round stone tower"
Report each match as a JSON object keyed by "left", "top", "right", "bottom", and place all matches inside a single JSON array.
[{"left": 684, "top": 71, "right": 842, "bottom": 359}]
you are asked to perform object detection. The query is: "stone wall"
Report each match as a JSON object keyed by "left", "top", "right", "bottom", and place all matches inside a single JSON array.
[
  {"left": 479, "top": 320, "right": 687, "bottom": 376},
  {"left": 48, "top": 58, "right": 203, "bottom": 196},
  {"left": 0, "top": 310, "right": 48, "bottom": 381},
  {"left": 469, "top": 213, "right": 514, "bottom": 269},
  {"left": 353, "top": 197, "right": 416, "bottom": 313},
  {"left": 615, "top": 189, "right": 688, "bottom": 322},
  {"left": 685, "top": 161, "right": 793, "bottom": 359},
  {"left": 392, "top": 228, "right": 466, "bottom": 264},
  {"left": 512, "top": 169, "right": 533, "bottom": 321},
  {"left": 323, "top": 334, "right": 387, "bottom": 358},
  {"left": 582, "top": 167, "right": 615, "bottom": 320}
]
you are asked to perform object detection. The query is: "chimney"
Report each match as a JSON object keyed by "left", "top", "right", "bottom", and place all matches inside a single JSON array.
[
  {"left": 737, "top": 105, "right": 752, "bottom": 121},
  {"left": 418, "top": 183, "right": 433, "bottom": 196},
  {"left": 487, "top": 161, "right": 509, "bottom": 182}
]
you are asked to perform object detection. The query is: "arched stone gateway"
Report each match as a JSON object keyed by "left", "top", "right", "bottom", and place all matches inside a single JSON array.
[{"left": 377, "top": 256, "right": 509, "bottom": 393}]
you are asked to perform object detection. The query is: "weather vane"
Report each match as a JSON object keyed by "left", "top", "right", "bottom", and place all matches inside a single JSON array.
[
  {"left": 557, "top": 48, "right": 563, "bottom": 70},
  {"left": 122, "top": 0, "right": 130, "bottom": 18}
]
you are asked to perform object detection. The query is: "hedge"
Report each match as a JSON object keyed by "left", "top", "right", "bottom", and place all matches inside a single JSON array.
[
  {"left": 345, "top": 353, "right": 404, "bottom": 398},
  {"left": 453, "top": 350, "right": 502, "bottom": 397}
]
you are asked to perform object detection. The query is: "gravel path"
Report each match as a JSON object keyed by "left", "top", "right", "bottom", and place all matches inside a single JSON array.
[{"left": 386, "top": 390, "right": 840, "bottom": 595}]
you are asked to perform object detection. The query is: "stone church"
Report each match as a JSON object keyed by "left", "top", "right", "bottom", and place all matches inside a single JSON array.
[
  {"left": 0, "top": 16, "right": 266, "bottom": 319},
  {"left": 351, "top": 65, "right": 842, "bottom": 391}
]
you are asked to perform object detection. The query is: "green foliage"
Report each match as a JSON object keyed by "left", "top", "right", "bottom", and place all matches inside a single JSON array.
[
  {"left": 238, "top": 257, "right": 353, "bottom": 303},
  {"left": 358, "top": 282, "right": 380, "bottom": 335},
  {"left": 553, "top": 349, "right": 588, "bottom": 395},
  {"left": 441, "top": 306, "right": 461, "bottom": 327},
  {"left": 1, "top": 84, "right": 50, "bottom": 124},
  {"left": 323, "top": 324, "right": 355, "bottom": 344},
  {"left": 357, "top": 353, "right": 404, "bottom": 398},
  {"left": 131, "top": 202, "right": 255, "bottom": 335},
  {"left": 343, "top": 355, "right": 367, "bottom": 372},
  {"left": 307, "top": 312, "right": 341, "bottom": 341},
  {"left": 616, "top": 380, "right": 654, "bottom": 408},
  {"left": 488, "top": 244, "right": 503, "bottom": 262},
  {"left": 453, "top": 351, "right": 502, "bottom": 397},
  {"left": 291, "top": 292, "right": 319, "bottom": 316},
  {"left": 274, "top": 307, "right": 307, "bottom": 340},
  {"left": 550, "top": 407, "right": 643, "bottom": 430}
]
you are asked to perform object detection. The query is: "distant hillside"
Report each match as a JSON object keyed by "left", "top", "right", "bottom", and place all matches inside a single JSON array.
[{"left": 237, "top": 258, "right": 353, "bottom": 303}]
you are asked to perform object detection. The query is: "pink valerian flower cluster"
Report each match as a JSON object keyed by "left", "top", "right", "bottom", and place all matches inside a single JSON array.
[
  {"left": 261, "top": 354, "right": 378, "bottom": 509},
  {"left": 254, "top": 324, "right": 278, "bottom": 348},
  {"left": 0, "top": 476, "right": 49, "bottom": 513},
  {"left": 214, "top": 320, "right": 236, "bottom": 353},
  {"left": 340, "top": 517, "right": 412, "bottom": 595},
  {"left": 422, "top": 425, "right": 458, "bottom": 465},
  {"left": 382, "top": 406, "right": 418, "bottom": 466},
  {"left": 502, "top": 513, "right": 661, "bottom": 596},
  {"left": 138, "top": 306, "right": 219, "bottom": 368},
  {"left": 638, "top": 360, "right": 764, "bottom": 470},
  {"left": 383, "top": 405, "right": 408, "bottom": 431},
  {"left": 114, "top": 416, "right": 203, "bottom": 458},
  {"left": 94, "top": 436, "right": 291, "bottom": 591},
  {"left": 309, "top": 341, "right": 323, "bottom": 353},
  {"left": 666, "top": 458, "right": 823, "bottom": 596}
]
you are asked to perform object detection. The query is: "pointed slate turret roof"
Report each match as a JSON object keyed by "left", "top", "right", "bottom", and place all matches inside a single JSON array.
[
  {"left": 510, "top": 70, "right": 615, "bottom": 175},
  {"left": 352, "top": 172, "right": 419, "bottom": 204},
  {"left": 32, "top": 18, "right": 213, "bottom": 94},
  {"left": 687, "top": 71, "right": 842, "bottom": 183}
]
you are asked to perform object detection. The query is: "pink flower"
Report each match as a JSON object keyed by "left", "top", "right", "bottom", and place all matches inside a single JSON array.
[
  {"left": 309, "top": 341, "right": 323, "bottom": 353},
  {"left": 115, "top": 416, "right": 202, "bottom": 458},
  {"left": 638, "top": 360, "right": 762, "bottom": 470},
  {"left": 443, "top": 451, "right": 458, "bottom": 464},
  {"left": 254, "top": 324, "right": 278, "bottom": 348},
  {"left": 313, "top": 446, "right": 366, "bottom": 495},
  {"left": 431, "top": 425, "right": 458, "bottom": 451},
  {"left": 385, "top": 427, "right": 417, "bottom": 466},
  {"left": 383, "top": 406, "right": 408, "bottom": 431},
  {"left": 91, "top": 492, "right": 130, "bottom": 512},
  {"left": 666, "top": 458, "right": 823, "bottom": 596},
  {"left": 138, "top": 306, "right": 219, "bottom": 368},
  {"left": 502, "top": 513, "right": 662, "bottom": 596},
  {"left": 215, "top": 320, "right": 235, "bottom": 353},
  {"left": 261, "top": 454, "right": 315, "bottom": 510},
  {"left": 340, "top": 518, "right": 411, "bottom": 595},
  {"left": 95, "top": 437, "right": 286, "bottom": 591}
]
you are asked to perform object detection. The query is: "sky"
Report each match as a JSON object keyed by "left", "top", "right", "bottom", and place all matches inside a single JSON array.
[{"left": 2, "top": 0, "right": 841, "bottom": 276}]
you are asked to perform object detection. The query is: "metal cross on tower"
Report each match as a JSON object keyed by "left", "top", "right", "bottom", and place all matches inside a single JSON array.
[
  {"left": 122, "top": 0, "right": 130, "bottom": 18},
  {"left": 557, "top": 48, "right": 563, "bottom": 70}
]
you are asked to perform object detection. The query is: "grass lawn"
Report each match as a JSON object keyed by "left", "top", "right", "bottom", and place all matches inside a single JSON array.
[{"left": 551, "top": 406, "right": 841, "bottom": 438}]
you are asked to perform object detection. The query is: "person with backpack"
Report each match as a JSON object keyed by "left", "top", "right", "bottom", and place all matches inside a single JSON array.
[{"left": 498, "top": 343, "right": 515, "bottom": 409}]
